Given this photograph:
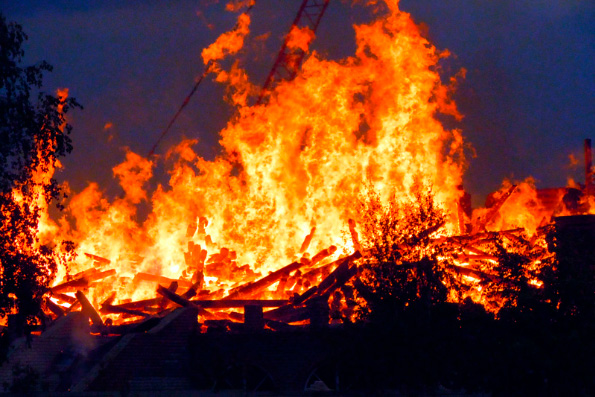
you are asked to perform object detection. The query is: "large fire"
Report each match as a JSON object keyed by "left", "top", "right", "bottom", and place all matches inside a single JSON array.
[{"left": 26, "top": 0, "right": 581, "bottom": 327}]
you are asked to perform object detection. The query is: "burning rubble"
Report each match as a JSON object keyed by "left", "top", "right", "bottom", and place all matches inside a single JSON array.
[
  {"left": 1, "top": 0, "right": 595, "bottom": 393},
  {"left": 28, "top": 0, "right": 462, "bottom": 331},
  {"left": 10, "top": 0, "right": 591, "bottom": 334}
]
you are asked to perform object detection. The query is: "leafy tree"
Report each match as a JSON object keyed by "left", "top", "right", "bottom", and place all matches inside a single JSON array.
[
  {"left": 481, "top": 235, "right": 554, "bottom": 323},
  {"left": 355, "top": 182, "right": 457, "bottom": 322},
  {"left": 0, "top": 14, "right": 79, "bottom": 328}
]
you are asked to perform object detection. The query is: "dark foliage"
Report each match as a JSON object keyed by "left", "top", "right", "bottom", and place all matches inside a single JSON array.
[
  {"left": 347, "top": 185, "right": 595, "bottom": 394},
  {"left": 0, "top": 14, "right": 79, "bottom": 325},
  {"left": 354, "top": 182, "right": 459, "bottom": 322}
]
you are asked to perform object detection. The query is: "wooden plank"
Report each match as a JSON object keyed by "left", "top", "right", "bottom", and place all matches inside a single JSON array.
[
  {"left": 302, "top": 251, "right": 359, "bottom": 284},
  {"left": 134, "top": 272, "right": 193, "bottom": 288},
  {"left": 310, "top": 245, "right": 337, "bottom": 267},
  {"left": 312, "top": 264, "right": 359, "bottom": 302},
  {"left": 309, "top": 251, "right": 361, "bottom": 293},
  {"left": 223, "top": 259, "right": 309, "bottom": 300},
  {"left": 87, "top": 269, "right": 116, "bottom": 283},
  {"left": 159, "top": 281, "right": 178, "bottom": 310},
  {"left": 262, "top": 303, "right": 310, "bottom": 323},
  {"left": 45, "top": 297, "right": 65, "bottom": 318},
  {"left": 300, "top": 227, "right": 316, "bottom": 253},
  {"left": 156, "top": 284, "right": 217, "bottom": 320},
  {"left": 51, "top": 277, "right": 89, "bottom": 294},
  {"left": 51, "top": 292, "right": 77, "bottom": 304},
  {"left": 84, "top": 253, "right": 111, "bottom": 264},
  {"left": 76, "top": 290, "right": 104, "bottom": 326},
  {"left": 455, "top": 254, "right": 499, "bottom": 262},
  {"left": 348, "top": 219, "right": 362, "bottom": 252},
  {"left": 472, "top": 185, "right": 517, "bottom": 233},
  {"left": 71, "top": 267, "right": 101, "bottom": 281},
  {"left": 190, "top": 299, "right": 288, "bottom": 309},
  {"left": 100, "top": 304, "right": 151, "bottom": 318},
  {"left": 114, "top": 298, "right": 162, "bottom": 310}
]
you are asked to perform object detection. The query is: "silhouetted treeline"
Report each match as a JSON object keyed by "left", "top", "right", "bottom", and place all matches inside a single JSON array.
[{"left": 350, "top": 185, "right": 595, "bottom": 394}]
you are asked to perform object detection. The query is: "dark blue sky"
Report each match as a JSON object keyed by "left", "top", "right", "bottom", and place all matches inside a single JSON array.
[{"left": 3, "top": 0, "right": 594, "bottom": 206}]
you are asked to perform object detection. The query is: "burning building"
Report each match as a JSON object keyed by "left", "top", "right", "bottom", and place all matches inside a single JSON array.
[{"left": 1, "top": 0, "right": 594, "bottom": 394}]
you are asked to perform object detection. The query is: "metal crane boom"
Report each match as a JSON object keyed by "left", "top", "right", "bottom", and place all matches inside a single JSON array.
[{"left": 256, "top": 0, "right": 330, "bottom": 105}]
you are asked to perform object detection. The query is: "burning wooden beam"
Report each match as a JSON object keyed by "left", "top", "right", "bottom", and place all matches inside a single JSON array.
[
  {"left": 473, "top": 185, "right": 517, "bottom": 233},
  {"left": 223, "top": 258, "right": 310, "bottom": 300},
  {"left": 191, "top": 299, "right": 288, "bottom": 309},
  {"left": 51, "top": 292, "right": 77, "bottom": 304},
  {"left": 156, "top": 285, "right": 192, "bottom": 307},
  {"left": 84, "top": 252, "right": 111, "bottom": 265},
  {"left": 75, "top": 290, "right": 104, "bottom": 326},
  {"left": 51, "top": 269, "right": 116, "bottom": 294},
  {"left": 44, "top": 297, "right": 65, "bottom": 318},
  {"left": 348, "top": 219, "right": 362, "bottom": 252},
  {"left": 455, "top": 254, "right": 499, "bottom": 263},
  {"left": 310, "top": 245, "right": 337, "bottom": 267},
  {"left": 446, "top": 264, "right": 501, "bottom": 283},
  {"left": 114, "top": 298, "right": 162, "bottom": 310},
  {"left": 263, "top": 304, "right": 310, "bottom": 324},
  {"left": 159, "top": 281, "right": 178, "bottom": 310},
  {"left": 100, "top": 304, "right": 151, "bottom": 318},
  {"left": 88, "top": 268, "right": 116, "bottom": 281},
  {"left": 134, "top": 272, "right": 193, "bottom": 288},
  {"left": 300, "top": 226, "right": 316, "bottom": 253},
  {"left": 302, "top": 251, "right": 362, "bottom": 287},
  {"left": 181, "top": 278, "right": 203, "bottom": 299},
  {"left": 51, "top": 278, "right": 89, "bottom": 294},
  {"left": 156, "top": 284, "right": 217, "bottom": 320},
  {"left": 315, "top": 264, "right": 359, "bottom": 303},
  {"left": 71, "top": 267, "right": 101, "bottom": 281},
  {"left": 261, "top": 251, "right": 362, "bottom": 324}
]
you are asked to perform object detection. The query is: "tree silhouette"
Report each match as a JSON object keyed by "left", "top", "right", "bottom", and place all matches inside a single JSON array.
[
  {"left": 0, "top": 14, "right": 80, "bottom": 329},
  {"left": 354, "top": 182, "right": 457, "bottom": 322}
]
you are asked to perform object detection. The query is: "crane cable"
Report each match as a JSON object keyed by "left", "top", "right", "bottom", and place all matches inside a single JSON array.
[
  {"left": 147, "top": 60, "right": 213, "bottom": 157},
  {"left": 147, "top": 1, "right": 256, "bottom": 157}
]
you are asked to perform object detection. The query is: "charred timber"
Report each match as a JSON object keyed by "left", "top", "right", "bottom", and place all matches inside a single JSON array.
[
  {"left": 302, "top": 251, "right": 362, "bottom": 285},
  {"left": 83, "top": 253, "right": 111, "bottom": 264},
  {"left": 51, "top": 269, "right": 116, "bottom": 294},
  {"left": 473, "top": 185, "right": 517, "bottom": 233},
  {"left": 114, "top": 298, "right": 162, "bottom": 310},
  {"left": 191, "top": 299, "right": 288, "bottom": 309},
  {"left": 76, "top": 290, "right": 104, "bottom": 326},
  {"left": 446, "top": 264, "right": 502, "bottom": 283},
  {"left": 223, "top": 259, "right": 309, "bottom": 300},
  {"left": 310, "top": 246, "right": 337, "bottom": 267},
  {"left": 159, "top": 281, "right": 179, "bottom": 310},
  {"left": 300, "top": 227, "right": 316, "bottom": 253},
  {"left": 348, "top": 219, "right": 362, "bottom": 252},
  {"left": 51, "top": 292, "right": 77, "bottom": 304},
  {"left": 310, "top": 251, "right": 361, "bottom": 293},
  {"left": 455, "top": 254, "right": 499, "bottom": 262},
  {"left": 51, "top": 278, "right": 89, "bottom": 294},
  {"left": 100, "top": 304, "right": 151, "bottom": 318},
  {"left": 156, "top": 284, "right": 217, "bottom": 319},
  {"left": 313, "top": 264, "right": 359, "bottom": 302},
  {"left": 135, "top": 272, "right": 193, "bottom": 288},
  {"left": 70, "top": 267, "right": 101, "bottom": 281},
  {"left": 263, "top": 304, "right": 310, "bottom": 323},
  {"left": 45, "top": 298, "right": 65, "bottom": 317}
]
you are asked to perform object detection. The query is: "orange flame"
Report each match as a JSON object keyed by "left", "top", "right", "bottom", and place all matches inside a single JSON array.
[{"left": 42, "top": 1, "right": 469, "bottom": 313}]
